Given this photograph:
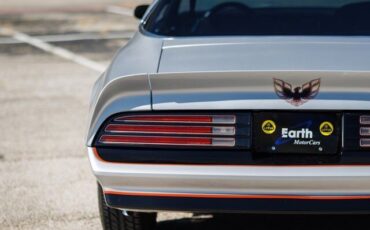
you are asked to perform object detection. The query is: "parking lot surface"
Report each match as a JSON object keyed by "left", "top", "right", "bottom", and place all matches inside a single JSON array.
[
  {"left": 0, "top": 2, "right": 143, "bottom": 229},
  {"left": 1, "top": 1, "right": 370, "bottom": 230}
]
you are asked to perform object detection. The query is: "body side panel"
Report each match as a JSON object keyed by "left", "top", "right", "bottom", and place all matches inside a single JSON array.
[
  {"left": 86, "top": 33, "right": 164, "bottom": 145},
  {"left": 86, "top": 74, "right": 151, "bottom": 146}
]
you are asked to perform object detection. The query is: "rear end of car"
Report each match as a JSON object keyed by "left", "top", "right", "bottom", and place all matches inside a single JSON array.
[
  {"left": 88, "top": 70, "right": 370, "bottom": 214},
  {"left": 86, "top": 0, "right": 370, "bottom": 229}
]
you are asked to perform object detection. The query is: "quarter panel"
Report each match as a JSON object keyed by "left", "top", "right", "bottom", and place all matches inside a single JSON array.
[
  {"left": 104, "top": 32, "right": 163, "bottom": 84},
  {"left": 86, "top": 32, "right": 163, "bottom": 146},
  {"left": 86, "top": 74, "right": 151, "bottom": 146}
]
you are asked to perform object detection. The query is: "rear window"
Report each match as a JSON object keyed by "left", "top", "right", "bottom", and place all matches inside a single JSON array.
[{"left": 144, "top": 0, "right": 370, "bottom": 36}]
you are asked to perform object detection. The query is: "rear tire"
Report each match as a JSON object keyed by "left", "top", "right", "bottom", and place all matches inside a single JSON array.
[{"left": 98, "top": 184, "right": 157, "bottom": 230}]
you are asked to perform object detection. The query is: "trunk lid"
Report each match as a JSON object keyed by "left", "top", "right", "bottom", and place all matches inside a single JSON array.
[
  {"left": 159, "top": 37, "right": 370, "bottom": 73},
  {"left": 151, "top": 37, "right": 370, "bottom": 111},
  {"left": 150, "top": 71, "right": 370, "bottom": 111}
]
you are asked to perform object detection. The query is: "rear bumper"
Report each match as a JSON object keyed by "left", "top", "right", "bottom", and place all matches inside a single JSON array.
[{"left": 88, "top": 147, "right": 370, "bottom": 213}]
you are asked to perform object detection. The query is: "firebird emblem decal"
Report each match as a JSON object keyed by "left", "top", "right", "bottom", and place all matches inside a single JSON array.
[{"left": 273, "top": 78, "right": 321, "bottom": 107}]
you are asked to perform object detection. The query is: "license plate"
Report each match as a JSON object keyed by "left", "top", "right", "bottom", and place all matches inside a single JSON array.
[{"left": 254, "top": 112, "right": 340, "bottom": 154}]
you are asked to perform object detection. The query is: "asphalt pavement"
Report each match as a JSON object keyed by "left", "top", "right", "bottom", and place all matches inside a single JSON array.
[{"left": 1, "top": 1, "right": 370, "bottom": 230}]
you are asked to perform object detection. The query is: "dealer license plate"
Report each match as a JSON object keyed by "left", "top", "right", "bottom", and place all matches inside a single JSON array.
[{"left": 254, "top": 112, "right": 340, "bottom": 154}]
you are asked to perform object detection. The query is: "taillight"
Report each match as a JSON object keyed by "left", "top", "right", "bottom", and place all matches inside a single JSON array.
[
  {"left": 95, "top": 114, "right": 250, "bottom": 148},
  {"left": 360, "top": 116, "right": 370, "bottom": 147}
]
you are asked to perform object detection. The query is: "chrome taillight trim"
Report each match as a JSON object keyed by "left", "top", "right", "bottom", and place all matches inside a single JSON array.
[
  {"left": 211, "top": 138, "right": 236, "bottom": 147},
  {"left": 212, "top": 126, "right": 236, "bottom": 136},
  {"left": 360, "top": 127, "right": 370, "bottom": 136},
  {"left": 114, "top": 115, "right": 236, "bottom": 124},
  {"left": 360, "top": 138, "right": 370, "bottom": 148},
  {"left": 211, "top": 115, "right": 237, "bottom": 124},
  {"left": 360, "top": 116, "right": 370, "bottom": 125}
]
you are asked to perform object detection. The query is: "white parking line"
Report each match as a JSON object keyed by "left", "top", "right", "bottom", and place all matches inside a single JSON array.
[
  {"left": 106, "top": 5, "right": 133, "bottom": 16},
  {"left": 0, "top": 28, "right": 106, "bottom": 73},
  {"left": 0, "top": 31, "right": 134, "bottom": 45}
]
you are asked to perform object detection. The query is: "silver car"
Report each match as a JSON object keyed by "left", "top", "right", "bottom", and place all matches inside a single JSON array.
[{"left": 87, "top": 0, "right": 370, "bottom": 229}]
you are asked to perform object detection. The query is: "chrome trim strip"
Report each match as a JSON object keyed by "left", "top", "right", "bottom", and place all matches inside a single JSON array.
[
  {"left": 360, "top": 139, "right": 370, "bottom": 148},
  {"left": 212, "top": 138, "right": 236, "bottom": 147},
  {"left": 360, "top": 116, "right": 370, "bottom": 125},
  {"left": 360, "top": 127, "right": 370, "bottom": 136},
  {"left": 342, "top": 114, "right": 345, "bottom": 149},
  {"left": 212, "top": 126, "right": 236, "bottom": 136},
  {"left": 212, "top": 115, "right": 237, "bottom": 124}
]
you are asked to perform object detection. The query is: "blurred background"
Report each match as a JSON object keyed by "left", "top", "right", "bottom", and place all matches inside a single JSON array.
[
  {"left": 0, "top": 1, "right": 158, "bottom": 229},
  {"left": 1, "top": 1, "right": 370, "bottom": 230}
]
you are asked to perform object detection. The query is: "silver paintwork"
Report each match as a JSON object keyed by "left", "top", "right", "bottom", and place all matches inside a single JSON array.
[
  {"left": 160, "top": 37, "right": 370, "bottom": 72},
  {"left": 150, "top": 71, "right": 370, "bottom": 111},
  {"left": 89, "top": 147, "right": 370, "bottom": 197}
]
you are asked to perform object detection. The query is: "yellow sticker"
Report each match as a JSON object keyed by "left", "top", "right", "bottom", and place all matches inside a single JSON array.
[
  {"left": 262, "top": 120, "right": 276, "bottom": 135},
  {"left": 320, "top": 121, "right": 334, "bottom": 136}
]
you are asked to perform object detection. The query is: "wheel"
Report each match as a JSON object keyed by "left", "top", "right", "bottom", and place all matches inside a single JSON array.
[{"left": 98, "top": 184, "right": 157, "bottom": 230}]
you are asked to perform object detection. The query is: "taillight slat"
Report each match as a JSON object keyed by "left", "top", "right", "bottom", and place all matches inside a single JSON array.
[
  {"left": 99, "top": 135, "right": 235, "bottom": 147},
  {"left": 115, "top": 115, "right": 236, "bottom": 124},
  {"left": 105, "top": 124, "right": 235, "bottom": 136}
]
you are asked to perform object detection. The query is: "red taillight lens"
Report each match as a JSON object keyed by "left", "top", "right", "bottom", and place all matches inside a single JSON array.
[
  {"left": 105, "top": 124, "right": 235, "bottom": 136},
  {"left": 99, "top": 135, "right": 235, "bottom": 147},
  {"left": 115, "top": 115, "right": 236, "bottom": 124},
  {"left": 98, "top": 114, "right": 237, "bottom": 148}
]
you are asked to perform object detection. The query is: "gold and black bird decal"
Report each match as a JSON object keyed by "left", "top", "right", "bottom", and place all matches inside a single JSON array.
[{"left": 273, "top": 78, "right": 321, "bottom": 106}]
